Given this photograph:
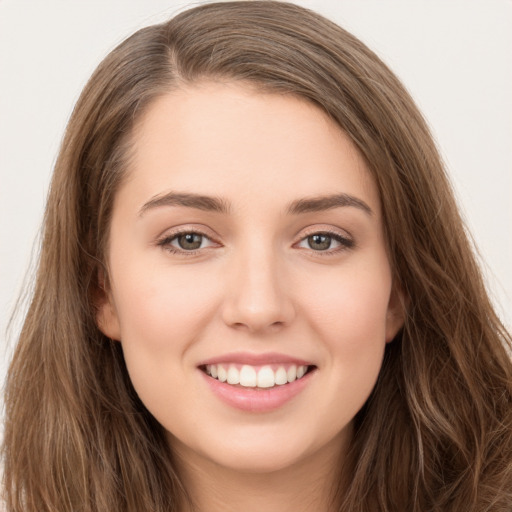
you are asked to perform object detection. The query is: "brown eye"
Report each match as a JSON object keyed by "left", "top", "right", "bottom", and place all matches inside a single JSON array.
[
  {"left": 157, "top": 230, "right": 218, "bottom": 254},
  {"left": 307, "top": 234, "right": 333, "bottom": 251},
  {"left": 296, "top": 231, "right": 354, "bottom": 254},
  {"left": 176, "top": 233, "right": 204, "bottom": 250}
]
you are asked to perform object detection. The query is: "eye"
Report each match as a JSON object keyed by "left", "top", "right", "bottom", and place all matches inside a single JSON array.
[
  {"left": 157, "top": 230, "right": 217, "bottom": 253},
  {"left": 296, "top": 231, "right": 354, "bottom": 253},
  {"left": 174, "top": 233, "right": 206, "bottom": 250}
]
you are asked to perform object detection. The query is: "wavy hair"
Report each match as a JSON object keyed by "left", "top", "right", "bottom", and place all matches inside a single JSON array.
[{"left": 3, "top": 2, "right": 511, "bottom": 511}]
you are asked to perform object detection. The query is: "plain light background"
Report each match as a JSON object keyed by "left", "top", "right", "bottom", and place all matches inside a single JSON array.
[{"left": 1, "top": 1, "right": 511, "bottom": 399}]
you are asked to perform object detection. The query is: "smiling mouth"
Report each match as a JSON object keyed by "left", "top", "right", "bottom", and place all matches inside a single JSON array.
[{"left": 201, "top": 363, "right": 315, "bottom": 389}]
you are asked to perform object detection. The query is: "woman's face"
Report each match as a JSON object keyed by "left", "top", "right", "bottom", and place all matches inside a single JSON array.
[{"left": 98, "top": 82, "right": 403, "bottom": 474}]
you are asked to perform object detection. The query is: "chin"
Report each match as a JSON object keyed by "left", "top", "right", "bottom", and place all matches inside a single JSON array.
[
  {"left": 168, "top": 423, "right": 348, "bottom": 476},
  {"left": 203, "top": 443, "right": 312, "bottom": 474}
]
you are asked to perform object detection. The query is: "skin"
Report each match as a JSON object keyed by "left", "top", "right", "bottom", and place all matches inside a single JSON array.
[{"left": 98, "top": 81, "right": 404, "bottom": 512}]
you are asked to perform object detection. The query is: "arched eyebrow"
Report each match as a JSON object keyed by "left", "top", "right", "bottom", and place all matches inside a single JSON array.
[
  {"left": 139, "top": 192, "right": 231, "bottom": 216},
  {"left": 286, "top": 193, "right": 373, "bottom": 216},
  {"left": 138, "top": 191, "right": 372, "bottom": 217}
]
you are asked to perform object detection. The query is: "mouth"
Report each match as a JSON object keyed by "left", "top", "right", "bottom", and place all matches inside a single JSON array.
[
  {"left": 198, "top": 356, "right": 318, "bottom": 412},
  {"left": 200, "top": 363, "right": 316, "bottom": 389}
]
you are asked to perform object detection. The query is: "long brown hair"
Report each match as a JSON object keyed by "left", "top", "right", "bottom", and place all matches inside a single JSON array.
[{"left": 3, "top": 2, "right": 511, "bottom": 511}]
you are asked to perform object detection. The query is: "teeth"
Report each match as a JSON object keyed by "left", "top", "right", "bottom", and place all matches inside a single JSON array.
[
  {"left": 205, "top": 363, "right": 309, "bottom": 388},
  {"left": 257, "top": 366, "right": 275, "bottom": 388},
  {"left": 239, "top": 365, "right": 257, "bottom": 387},
  {"left": 217, "top": 365, "right": 227, "bottom": 382},
  {"left": 227, "top": 366, "right": 240, "bottom": 385},
  {"left": 275, "top": 366, "right": 288, "bottom": 385}
]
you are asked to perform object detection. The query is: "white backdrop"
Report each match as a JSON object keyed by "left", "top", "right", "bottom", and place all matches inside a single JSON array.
[{"left": 1, "top": 1, "right": 511, "bottom": 395}]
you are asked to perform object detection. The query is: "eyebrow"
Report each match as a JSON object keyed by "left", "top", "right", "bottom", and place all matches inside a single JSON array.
[
  {"left": 139, "top": 192, "right": 230, "bottom": 216},
  {"left": 286, "top": 193, "right": 373, "bottom": 216},
  {"left": 138, "top": 191, "right": 372, "bottom": 217}
]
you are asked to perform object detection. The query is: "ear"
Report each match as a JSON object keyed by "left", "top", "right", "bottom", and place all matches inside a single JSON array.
[
  {"left": 385, "top": 283, "right": 407, "bottom": 343},
  {"left": 95, "top": 269, "right": 122, "bottom": 341}
]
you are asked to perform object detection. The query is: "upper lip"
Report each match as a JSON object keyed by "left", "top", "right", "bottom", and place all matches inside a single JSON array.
[{"left": 198, "top": 352, "right": 314, "bottom": 367}]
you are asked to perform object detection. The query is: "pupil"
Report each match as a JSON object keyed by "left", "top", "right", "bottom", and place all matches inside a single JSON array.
[
  {"left": 178, "top": 233, "right": 202, "bottom": 250},
  {"left": 308, "top": 234, "right": 331, "bottom": 251}
]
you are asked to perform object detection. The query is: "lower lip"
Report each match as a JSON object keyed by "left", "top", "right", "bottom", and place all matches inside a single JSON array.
[{"left": 199, "top": 369, "right": 315, "bottom": 412}]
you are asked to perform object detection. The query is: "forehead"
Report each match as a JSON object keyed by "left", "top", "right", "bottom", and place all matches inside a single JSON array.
[{"left": 121, "top": 81, "right": 380, "bottom": 215}]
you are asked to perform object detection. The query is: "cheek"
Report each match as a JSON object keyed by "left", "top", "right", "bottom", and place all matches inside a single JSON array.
[
  {"left": 300, "top": 260, "right": 392, "bottom": 346},
  {"left": 108, "top": 261, "right": 223, "bottom": 422},
  {"left": 110, "top": 259, "right": 221, "bottom": 357},
  {"left": 299, "top": 255, "right": 391, "bottom": 387},
  {"left": 280, "top": 258, "right": 393, "bottom": 441}
]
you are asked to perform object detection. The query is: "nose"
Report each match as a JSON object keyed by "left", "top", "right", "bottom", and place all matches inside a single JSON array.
[{"left": 221, "top": 246, "right": 296, "bottom": 334}]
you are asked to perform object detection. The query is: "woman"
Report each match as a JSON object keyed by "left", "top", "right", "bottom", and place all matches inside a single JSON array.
[{"left": 2, "top": 2, "right": 511, "bottom": 511}]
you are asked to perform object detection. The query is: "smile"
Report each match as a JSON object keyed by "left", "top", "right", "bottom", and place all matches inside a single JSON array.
[
  {"left": 198, "top": 353, "right": 317, "bottom": 412},
  {"left": 203, "top": 363, "right": 311, "bottom": 388}
]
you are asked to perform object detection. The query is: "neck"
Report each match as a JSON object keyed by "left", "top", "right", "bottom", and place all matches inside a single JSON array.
[{"left": 172, "top": 432, "right": 351, "bottom": 512}]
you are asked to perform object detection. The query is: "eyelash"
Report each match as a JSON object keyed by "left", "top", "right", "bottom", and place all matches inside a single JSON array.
[
  {"left": 297, "top": 229, "right": 355, "bottom": 256},
  {"left": 156, "top": 228, "right": 354, "bottom": 257},
  {"left": 156, "top": 228, "right": 218, "bottom": 256}
]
